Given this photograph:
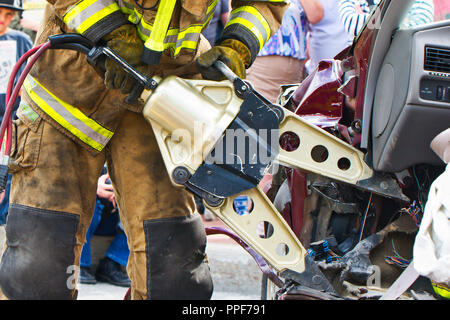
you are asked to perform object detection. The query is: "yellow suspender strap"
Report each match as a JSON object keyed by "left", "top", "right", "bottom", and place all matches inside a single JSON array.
[{"left": 143, "top": 0, "right": 177, "bottom": 65}]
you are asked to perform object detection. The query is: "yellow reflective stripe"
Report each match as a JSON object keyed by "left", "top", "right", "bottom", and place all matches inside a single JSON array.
[
  {"left": 145, "top": 0, "right": 177, "bottom": 52},
  {"left": 137, "top": 18, "right": 178, "bottom": 51},
  {"left": 209, "top": 0, "right": 218, "bottom": 10},
  {"left": 432, "top": 282, "right": 450, "bottom": 299},
  {"left": 226, "top": 6, "right": 271, "bottom": 50},
  {"left": 142, "top": 27, "right": 200, "bottom": 55},
  {"left": 174, "top": 41, "right": 196, "bottom": 55},
  {"left": 173, "top": 24, "right": 203, "bottom": 54},
  {"left": 77, "top": 3, "right": 119, "bottom": 34},
  {"left": 64, "top": 0, "right": 95, "bottom": 24},
  {"left": 141, "top": 23, "right": 200, "bottom": 54},
  {"left": 122, "top": 5, "right": 140, "bottom": 24},
  {"left": 134, "top": 9, "right": 177, "bottom": 39},
  {"left": 23, "top": 77, "right": 113, "bottom": 152},
  {"left": 205, "top": 0, "right": 218, "bottom": 26},
  {"left": 230, "top": 17, "right": 264, "bottom": 48},
  {"left": 117, "top": 0, "right": 134, "bottom": 14},
  {"left": 64, "top": 0, "right": 120, "bottom": 34},
  {"left": 140, "top": 0, "right": 217, "bottom": 55}
]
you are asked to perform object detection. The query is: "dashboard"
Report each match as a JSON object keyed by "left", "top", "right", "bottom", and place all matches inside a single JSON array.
[{"left": 371, "top": 20, "right": 450, "bottom": 172}]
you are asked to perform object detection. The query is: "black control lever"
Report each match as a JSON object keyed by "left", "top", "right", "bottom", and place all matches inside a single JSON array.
[
  {"left": 213, "top": 60, "right": 238, "bottom": 82},
  {"left": 88, "top": 46, "right": 158, "bottom": 104},
  {"left": 212, "top": 60, "right": 250, "bottom": 99},
  {"left": 98, "top": 46, "right": 152, "bottom": 88},
  {"left": 213, "top": 61, "right": 284, "bottom": 121}
]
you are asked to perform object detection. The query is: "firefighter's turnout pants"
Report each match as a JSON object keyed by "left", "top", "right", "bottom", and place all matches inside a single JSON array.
[{"left": 0, "top": 106, "right": 213, "bottom": 300}]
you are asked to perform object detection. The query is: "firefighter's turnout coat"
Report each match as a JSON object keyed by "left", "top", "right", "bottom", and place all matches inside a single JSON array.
[{"left": 23, "top": 0, "right": 287, "bottom": 152}]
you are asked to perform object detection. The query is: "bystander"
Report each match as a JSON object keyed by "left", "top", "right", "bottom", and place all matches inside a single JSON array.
[
  {"left": 0, "top": 0, "right": 32, "bottom": 225},
  {"left": 305, "top": 0, "right": 351, "bottom": 74},
  {"left": 79, "top": 169, "right": 131, "bottom": 288},
  {"left": 246, "top": 0, "right": 323, "bottom": 103},
  {"left": 338, "top": 0, "right": 435, "bottom": 42}
]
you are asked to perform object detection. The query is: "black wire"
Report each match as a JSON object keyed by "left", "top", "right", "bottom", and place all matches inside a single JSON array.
[{"left": 133, "top": 0, "right": 160, "bottom": 11}]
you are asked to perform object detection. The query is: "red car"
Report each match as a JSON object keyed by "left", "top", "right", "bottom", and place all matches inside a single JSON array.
[{"left": 256, "top": 0, "right": 450, "bottom": 300}]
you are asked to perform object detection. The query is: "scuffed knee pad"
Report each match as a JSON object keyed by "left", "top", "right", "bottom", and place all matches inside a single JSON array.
[
  {"left": 0, "top": 204, "right": 79, "bottom": 299},
  {"left": 144, "top": 214, "right": 213, "bottom": 300}
]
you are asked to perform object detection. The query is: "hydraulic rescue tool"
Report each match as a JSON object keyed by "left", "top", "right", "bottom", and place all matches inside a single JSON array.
[{"left": 0, "top": 34, "right": 403, "bottom": 295}]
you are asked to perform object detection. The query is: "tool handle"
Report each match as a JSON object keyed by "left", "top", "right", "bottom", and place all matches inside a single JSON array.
[
  {"left": 88, "top": 46, "right": 158, "bottom": 104},
  {"left": 125, "top": 82, "right": 145, "bottom": 105},
  {"left": 213, "top": 60, "right": 239, "bottom": 82}
]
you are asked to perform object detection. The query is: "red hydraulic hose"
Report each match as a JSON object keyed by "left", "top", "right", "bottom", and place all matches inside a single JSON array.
[
  {"left": 0, "top": 41, "right": 52, "bottom": 156},
  {"left": 5, "top": 43, "right": 45, "bottom": 103}
]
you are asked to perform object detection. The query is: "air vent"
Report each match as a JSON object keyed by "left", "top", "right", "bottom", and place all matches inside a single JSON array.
[{"left": 424, "top": 46, "right": 450, "bottom": 74}]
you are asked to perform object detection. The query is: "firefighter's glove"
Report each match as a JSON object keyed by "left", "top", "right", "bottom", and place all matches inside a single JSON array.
[
  {"left": 197, "top": 39, "right": 251, "bottom": 80},
  {"left": 103, "top": 24, "right": 147, "bottom": 94}
]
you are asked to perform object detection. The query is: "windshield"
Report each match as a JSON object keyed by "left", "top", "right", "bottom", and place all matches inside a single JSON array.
[{"left": 348, "top": 0, "right": 384, "bottom": 45}]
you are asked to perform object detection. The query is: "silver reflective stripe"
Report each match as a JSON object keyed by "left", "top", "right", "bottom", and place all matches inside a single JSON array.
[
  {"left": 133, "top": 0, "right": 218, "bottom": 54},
  {"left": 137, "top": 21, "right": 151, "bottom": 38},
  {"left": 165, "top": 33, "right": 177, "bottom": 44},
  {"left": 66, "top": 0, "right": 117, "bottom": 31},
  {"left": 31, "top": 86, "right": 111, "bottom": 147},
  {"left": 117, "top": 0, "right": 134, "bottom": 12},
  {"left": 204, "top": 2, "right": 216, "bottom": 24},
  {"left": 229, "top": 9, "right": 269, "bottom": 44},
  {"left": 24, "top": 76, "right": 113, "bottom": 151},
  {"left": 176, "top": 32, "right": 200, "bottom": 47}
]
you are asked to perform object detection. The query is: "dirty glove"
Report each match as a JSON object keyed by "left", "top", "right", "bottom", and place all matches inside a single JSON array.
[
  {"left": 103, "top": 24, "right": 147, "bottom": 94},
  {"left": 197, "top": 39, "right": 251, "bottom": 80}
]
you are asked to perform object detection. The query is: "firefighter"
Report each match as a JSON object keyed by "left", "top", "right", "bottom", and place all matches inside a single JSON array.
[{"left": 0, "top": 0, "right": 287, "bottom": 300}]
